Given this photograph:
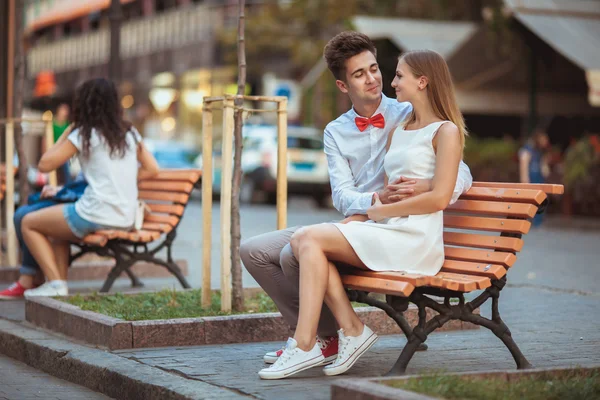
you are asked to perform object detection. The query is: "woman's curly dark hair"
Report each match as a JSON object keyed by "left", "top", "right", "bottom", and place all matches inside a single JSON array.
[{"left": 71, "top": 78, "right": 134, "bottom": 159}]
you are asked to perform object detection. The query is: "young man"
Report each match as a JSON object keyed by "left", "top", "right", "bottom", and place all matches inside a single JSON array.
[{"left": 240, "top": 31, "right": 473, "bottom": 365}]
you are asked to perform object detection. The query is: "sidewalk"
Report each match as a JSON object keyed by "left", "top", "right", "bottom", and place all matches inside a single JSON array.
[
  {"left": 1, "top": 285, "right": 598, "bottom": 399},
  {"left": 0, "top": 354, "right": 111, "bottom": 400}
]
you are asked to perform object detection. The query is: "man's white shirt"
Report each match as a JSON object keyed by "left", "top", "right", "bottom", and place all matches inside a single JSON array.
[{"left": 323, "top": 94, "right": 473, "bottom": 217}]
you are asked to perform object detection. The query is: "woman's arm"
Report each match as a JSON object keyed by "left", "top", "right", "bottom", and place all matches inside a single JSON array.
[
  {"left": 38, "top": 125, "right": 77, "bottom": 173},
  {"left": 137, "top": 141, "right": 160, "bottom": 180},
  {"left": 367, "top": 123, "right": 462, "bottom": 221}
]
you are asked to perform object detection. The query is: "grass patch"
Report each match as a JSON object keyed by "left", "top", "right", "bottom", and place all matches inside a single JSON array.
[
  {"left": 384, "top": 369, "right": 600, "bottom": 400},
  {"left": 64, "top": 289, "right": 368, "bottom": 321}
]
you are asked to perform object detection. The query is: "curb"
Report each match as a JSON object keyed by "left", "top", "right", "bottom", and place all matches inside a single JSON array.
[
  {"left": 26, "top": 296, "right": 478, "bottom": 350},
  {"left": 331, "top": 366, "right": 600, "bottom": 400},
  {"left": 0, "top": 319, "right": 244, "bottom": 400},
  {"left": 0, "top": 259, "right": 189, "bottom": 283}
]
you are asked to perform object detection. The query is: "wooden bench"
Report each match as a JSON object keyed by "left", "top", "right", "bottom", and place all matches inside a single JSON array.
[
  {"left": 70, "top": 169, "right": 201, "bottom": 292},
  {"left": 340, "top": 181, "right": 564, "bottom": 375}
]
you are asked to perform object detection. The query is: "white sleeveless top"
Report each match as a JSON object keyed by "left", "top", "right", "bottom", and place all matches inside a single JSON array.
[{"left": 333, "top": 121, "right": 449, "bottom": 275}]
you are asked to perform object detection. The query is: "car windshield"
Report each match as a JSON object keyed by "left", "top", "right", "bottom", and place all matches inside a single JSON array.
[{"left": 287, "top": 137, "right": 323, "bottom": 150}]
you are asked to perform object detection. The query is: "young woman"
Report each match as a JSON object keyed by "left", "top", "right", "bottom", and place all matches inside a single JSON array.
[
  {"left": 259, "top": 50, "right": 466, "bottom": 379},
  {"left": 21, "top": 78, "right": 159, "bottom": 297}
]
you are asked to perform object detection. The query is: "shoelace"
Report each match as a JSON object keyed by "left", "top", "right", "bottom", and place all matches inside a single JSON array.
[
  {"left": 271, "top": 347, "right": 295, "bottom": 368},
  {"left": 337, "top": 335, "right": 352, "bottom": 359},
  {"left": 7, "top": 283, "right": 19, "bottom": 291}
]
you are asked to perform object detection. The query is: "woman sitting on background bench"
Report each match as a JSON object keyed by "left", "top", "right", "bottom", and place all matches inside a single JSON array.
[{"left": 21, "top": 78, "right": 159, "bottom": 297}]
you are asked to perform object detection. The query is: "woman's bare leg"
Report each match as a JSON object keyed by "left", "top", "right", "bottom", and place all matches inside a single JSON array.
[
  {"left": 22, "top": 205, "right": 79, "bottom": 282},
  {"left": 53, "top": 240, "right": 72, "bottom": 280},
  {"left": 290, "top": 223, "right": 368, "bottom": 351}
]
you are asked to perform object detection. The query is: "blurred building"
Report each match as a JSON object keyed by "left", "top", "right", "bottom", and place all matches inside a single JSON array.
[
  {"left": 351, "top": 0, "right": 600, "bottom": 146},
  {"left": 24, "top": 0, "right": 247, "bottom": 146}
]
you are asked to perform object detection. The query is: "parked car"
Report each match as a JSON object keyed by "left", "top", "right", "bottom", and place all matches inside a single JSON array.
[
  {"left": 196, "top": 125, "right": 331, "bottom": 207},
  {"left": 145, "top": 139, "right": 199, "bottom": 170}
]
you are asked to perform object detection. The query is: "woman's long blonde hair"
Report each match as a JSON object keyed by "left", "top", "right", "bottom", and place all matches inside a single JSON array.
[{"left": 400, "top": 50, "right": 467, "bottom": 150}]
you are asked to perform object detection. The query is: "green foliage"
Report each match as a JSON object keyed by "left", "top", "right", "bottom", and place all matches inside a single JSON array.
[
  {"left": 65, "top": 289, "right": 279, "bottom": 321},
  {"left": 564, "top": 136, "right": 598, "bottom": 188},
  {"left": 463, "top": 136, "right": 519, "bottom": 182},
  {"left": 64, "top": 289, "right": 370, "bottom": 321},
  {"left": 563, "top": 135, "right": 600, "bottom": 215},
  {"left": 386, "top": 369, "right": 600, "bottom": 400}
]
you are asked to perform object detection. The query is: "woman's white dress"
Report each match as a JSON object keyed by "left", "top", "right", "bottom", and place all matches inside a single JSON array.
[{"left": 334, "top": 121, "right": 448, "bottom": 276}]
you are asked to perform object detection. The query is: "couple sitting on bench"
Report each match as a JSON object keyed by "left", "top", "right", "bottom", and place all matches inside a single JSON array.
[
  {"left": 242, "top": 32, "right": 473, "bottom": 380},
  {"left": 0, "top": 78, "right": 159, "bottom": 299}
]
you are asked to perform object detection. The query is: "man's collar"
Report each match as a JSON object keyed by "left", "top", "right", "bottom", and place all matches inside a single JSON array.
[{"left": 350, "top": 94, "right": 390, "bottom": 119}]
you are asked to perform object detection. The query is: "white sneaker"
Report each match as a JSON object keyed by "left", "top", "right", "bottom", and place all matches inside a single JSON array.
[
  {"left": 263, "top": 335, "right": 338, "bottom": 365},
  {"left": 24, "top": 281, "right": 68, "bottom": 297},
  {"left": 258, "top": 338, "right": 324, "bottom": 380},
  {"left": 323, "top": 325, "right": 378, "bottom": 376}
]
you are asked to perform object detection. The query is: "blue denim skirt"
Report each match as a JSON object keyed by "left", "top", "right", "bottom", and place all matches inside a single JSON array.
[{"left": 63, "top": 203, "right": 111, "bottom": 239}]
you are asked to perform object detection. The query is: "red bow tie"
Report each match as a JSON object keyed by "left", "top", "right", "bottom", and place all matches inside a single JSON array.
[{"left": 355, "top": 113, "right": 385, "bottom": 131}]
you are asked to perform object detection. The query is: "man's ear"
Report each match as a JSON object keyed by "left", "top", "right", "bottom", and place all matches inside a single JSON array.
[{"left": 335, "top": 79, "right": 349, "bottom": 94}]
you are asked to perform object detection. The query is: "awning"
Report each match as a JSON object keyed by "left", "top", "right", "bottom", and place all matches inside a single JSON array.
[
  {"left": 351, "top": 16, "right": 478, "bottom": 59},
  {"left": 25, "top": 0, "right": 135, "bottom": 34},
  {"left": 505, "top": 0, "right": 600, "bottom": 106}
]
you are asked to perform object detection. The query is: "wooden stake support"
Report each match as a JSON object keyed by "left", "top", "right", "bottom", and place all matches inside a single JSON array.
[
  {"left": 201, "top": 95, "right": 288, "bottom": 311},
  {"left": 4, "top": 123, "right": 16, "bottom": 266}
]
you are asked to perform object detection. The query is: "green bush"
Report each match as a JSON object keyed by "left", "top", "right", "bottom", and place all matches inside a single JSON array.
[
  {"left": 563, "top": 135, "right": 600, "bottom": 216},
  {"left": 463, "top": 136, "right": 519, "bottom": 182}
]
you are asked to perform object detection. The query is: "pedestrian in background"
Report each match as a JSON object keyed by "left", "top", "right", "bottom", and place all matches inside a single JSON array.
[{"left": 519, "top": 127, "right": 551, "bottom": 227}]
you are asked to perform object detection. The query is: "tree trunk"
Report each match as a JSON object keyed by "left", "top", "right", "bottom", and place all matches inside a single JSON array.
[
  {"left": 230, "top": 0, "right": 246, "bottom": 312},
  {"left": 109, "top": 0, "right": 122, "bottom": 82},
  {"left": 13, "top": 0, "right": 29, "bottom": 206}
]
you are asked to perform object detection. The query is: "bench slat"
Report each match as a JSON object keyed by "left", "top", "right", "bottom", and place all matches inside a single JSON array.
[
  {"left": 447, "top": 200, "right": 537, "bottom": 218},
  {"left": 147, "top": 169, "right": 201, "bottom": 183},
  {"left": 341, "top": 275, "right": 414, "bottom": 297},
  {"left": 440, "top": 260, "right": 507, "bottom": 279},
  {"left": 94, "top": 229, "right": 161, "bottom": 243},
  {"left": 434, "top": 272, "right": 491, "bottom": 292},
  {"left": 142, "top": 222, "right": 173, "bottom": 233},
  {"left": 472, "top": 181, "right": 564, "bottom": 195},
  {"left": 443, "top": 215, "right": 531, "bottom": 234},
  {"left": 146, "top": 204, "right": 185, "bottom": 216},
  {"left": 460, "top": 187, "right": 547, "bottom": 205},
  {"left": 338, "top": 267, "right": 436, "bottom": 287},
  {"left": 139, "top": 190, "right": 190, "bottom": 204},
  {"left": 138, "top": 181, "right": 194, "bottom": 194},
  {"left": 144, "top": 213, "right": 180, "bottom": 226},
  {"left": 443, "top": 247, "right": 516, "bottom": 268},
  {"left": 81, "top": 233, "right": 108, "bottom": 247},
  {"left": 443, "top": 232, "right": 524, "bottom": 252}
]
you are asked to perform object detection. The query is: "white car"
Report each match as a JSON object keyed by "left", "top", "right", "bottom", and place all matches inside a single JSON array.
[{"left": 196, "top": 125, "right": 331, "bottom": 207}]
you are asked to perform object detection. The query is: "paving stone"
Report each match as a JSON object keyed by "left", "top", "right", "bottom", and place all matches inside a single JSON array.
[{"left": 115, "top": 287, "right": 600, "bottom": 400}]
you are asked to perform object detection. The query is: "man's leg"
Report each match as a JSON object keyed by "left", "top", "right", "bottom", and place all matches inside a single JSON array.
[
  {"left": 280, "top": 243, "right": 338, "bottom": 337},
  {"left": 240, "top": 227, "right": 302, "bottom": 332}
]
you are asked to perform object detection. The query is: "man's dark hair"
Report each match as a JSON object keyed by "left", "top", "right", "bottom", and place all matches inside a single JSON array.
[{"left": 323, "top": 31, "right": 377, "bottom": 81}]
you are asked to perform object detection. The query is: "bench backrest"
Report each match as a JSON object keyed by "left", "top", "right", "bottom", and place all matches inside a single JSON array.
[
  {"left": 435, "top": 182, "right": 564, "bottom": 288},
  {"left": 339, "top": 181, "right": 564, "bottom": 297}
]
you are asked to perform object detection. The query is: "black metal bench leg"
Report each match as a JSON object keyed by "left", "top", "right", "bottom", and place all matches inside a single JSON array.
[
  {"left": 462, "top": 297, "right": 533, "bottom": 370},
  {"left": 153, "top": 259, "right": 191, "bottom": 289},
  {"left": 386, "top": 337, "right": 424, "bottom": 376},
  {"left": 124, "top": 269, "right": 145, "bottom": 288},
  {"left": 100, "top": 258, "right": 135, "bottom": 293}
]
